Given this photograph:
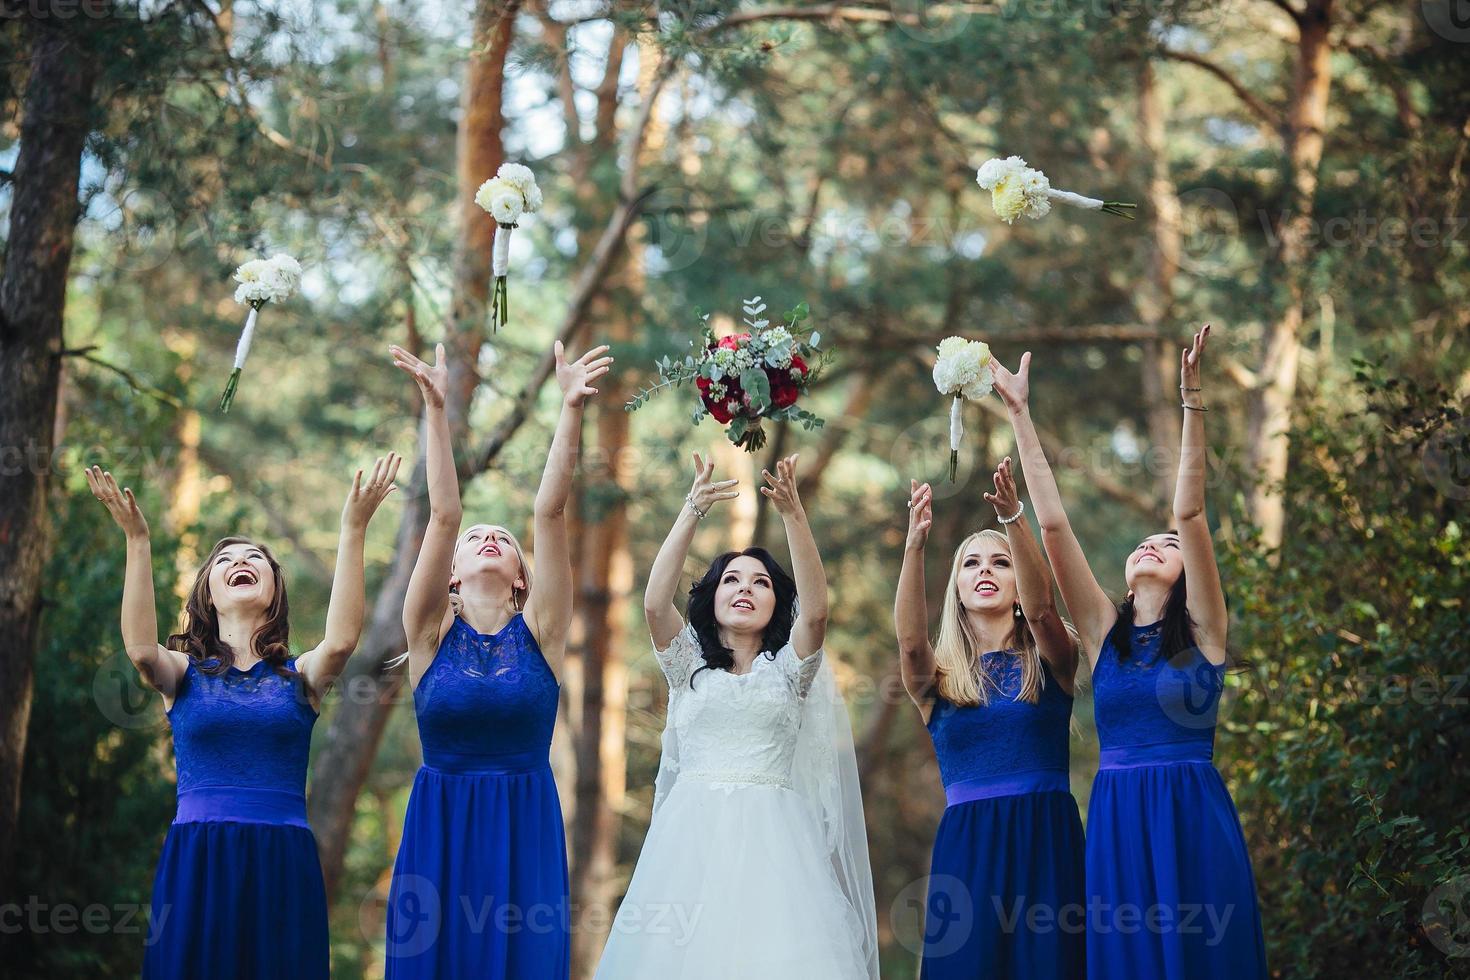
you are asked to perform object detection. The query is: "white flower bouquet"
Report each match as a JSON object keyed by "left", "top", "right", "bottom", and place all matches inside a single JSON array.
[
  {"left": 976, "top": 155, "right": 1135, "bottom": 223},
  {"left": 474, "top": 162, "right": 543, "bottom": 331},
  {"left": 220, "top": 253, "right": 302, "bottom": 412},
  {"left": 933, "top": 336, "right": 994, "bottom": 481}
]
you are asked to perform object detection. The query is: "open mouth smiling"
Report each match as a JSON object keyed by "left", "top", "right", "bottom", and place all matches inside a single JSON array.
[
  {"left": 227, "top": 567, "right": 258, "bottom": 587},
  {"left": 731, "top": 598, "right": 756, "bottom": 611}
]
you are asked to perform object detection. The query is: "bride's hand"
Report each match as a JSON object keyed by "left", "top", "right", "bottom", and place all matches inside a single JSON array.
[{"left": 688, "top": 452, "right": 738, "bottom": 515}]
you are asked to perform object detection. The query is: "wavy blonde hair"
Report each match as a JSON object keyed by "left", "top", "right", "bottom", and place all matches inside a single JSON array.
[{"left": 933, "top": 529, "right": 1045, "bottom": 707}]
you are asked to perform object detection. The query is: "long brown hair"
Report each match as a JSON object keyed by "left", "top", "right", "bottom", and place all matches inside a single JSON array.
[{"left": 167, "top": 536, "right": 293, "bottom": 678}]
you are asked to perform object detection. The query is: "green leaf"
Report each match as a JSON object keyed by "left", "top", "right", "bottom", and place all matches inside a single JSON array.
[{"left": 741, "top": 368, "right": 771, "bottom": 412}]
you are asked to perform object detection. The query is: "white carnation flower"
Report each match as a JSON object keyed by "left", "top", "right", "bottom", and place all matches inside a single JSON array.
[
  {"left": 933, "top": 336, "right": 994, "bottom": 401},
  {"left": 496, "top": 163, "right": 536, "bottom": 192},
  {"left": 475, "top": 177, "right": 524, "bottom": 224},
  {"left": 233, "top": 254, "right": 301, "bottom": 306}
]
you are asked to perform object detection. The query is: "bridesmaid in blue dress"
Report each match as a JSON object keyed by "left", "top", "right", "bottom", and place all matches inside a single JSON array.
[
  {"left": 993, "top": 325, "right": 1268, "bottom": 978},
  {"left": 384, "top": 340, "right": 612, "bottom": 979},
  {"left": 896, "top": 456, "right": 1086, "bottom": 979},
  {"left": 84, "top": 453, "right": 401, "bottom": 979}
]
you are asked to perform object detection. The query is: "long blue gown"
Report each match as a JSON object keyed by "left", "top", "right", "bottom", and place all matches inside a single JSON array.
[
  {"left": 144, "top": 657, "right": 328, "bottom": 979},
  {"left": 386, "top": 612, "right": 569, "bottom": 978},
  {"left": 922, "top": 651, "right": 1086, "bottom": 979},
  {"left": 1086, "top": 621, "right": 1267, "bottom": 978}
]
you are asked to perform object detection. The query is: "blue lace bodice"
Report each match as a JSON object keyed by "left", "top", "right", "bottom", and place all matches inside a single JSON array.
[
  {"left": 167, "top": 657, "right": 316, "bottom": 797},
  {"left": 926, "top": 651, "right": 1073, "bottom": 788},
  {"left": 1092, "top": 621, "right": 1223, "bottom": 753},
  {"left": 414, "top": 613, "right": 560, "bottom": 769}
]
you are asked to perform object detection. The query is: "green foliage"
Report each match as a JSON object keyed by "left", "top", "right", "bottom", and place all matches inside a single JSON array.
[{"left": 1222, "top": 370, "right": 1470, "bottom": 977}]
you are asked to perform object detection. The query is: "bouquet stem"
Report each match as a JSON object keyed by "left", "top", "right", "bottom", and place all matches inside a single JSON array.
[
  {"left": 219, "top": 303, "right": 260, "bottom": 414},
  {"left": 491, "top": 275, "right": 508, "bottom": 332},
  {"left": 1101, "top": 201, "right": 1137, "bottom": 219},
  {"left": 490, "top": 222, "right": 513, "bottom": 332},
  {"left": 219, "top": 368, "right": 241, "bottom": 413},
  {"left": 948, "top": 395, "right": 964, "bottom": 483}
]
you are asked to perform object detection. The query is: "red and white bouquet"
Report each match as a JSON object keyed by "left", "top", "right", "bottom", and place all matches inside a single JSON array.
[{"left": 627, "top": 297, "right": 826, "bottom": 452}]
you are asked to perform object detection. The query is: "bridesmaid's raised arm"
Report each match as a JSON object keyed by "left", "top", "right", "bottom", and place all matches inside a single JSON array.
[
  {"left": 984, "top": 456, "right": 1078, "bottom": 691},
  {"left": 645, "top": 453, "right": 739, "bottom": 650},
  {"left": 297, "top": 453, "right": 401, "bottom": 705},
  {"left": 390, "top": 343, "right": 461, "bottom": 670},
  {"left": 84, "top": 466, "right": 188, "bottom": 701},
  {"left": 522, "top": 342, "right": 613, "bottom": 675},
  {"left": 1174, "top": 324, "right": 1229, "bottom": 662},
  {"left": 992, "top": 352, "right": 1116, "bottom": 660}
]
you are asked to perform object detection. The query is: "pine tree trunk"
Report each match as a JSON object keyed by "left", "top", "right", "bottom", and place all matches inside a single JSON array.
[
  {"left": 0, "top": 20, "right": 102, "bottom": 900},
  {"left": 1246, "top": 0, "right": 1335, "bottom": 548}
]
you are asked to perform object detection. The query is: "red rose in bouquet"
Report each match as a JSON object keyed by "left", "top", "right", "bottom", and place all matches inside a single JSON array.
[
  {"left": 626, "top": 298, "right": 827, "bottom": 453},
  {"left": 769, "top": 354, "right": 808, "bottom": 409}
]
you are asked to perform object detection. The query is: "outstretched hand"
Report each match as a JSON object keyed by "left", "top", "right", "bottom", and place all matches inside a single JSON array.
[
  {"left": 85, "top": 466, "right": 149, "bottom": 540},
  {"left": 983, "top": 456, "right": 1021, "bottom": 522},
  {"left": 1180, "top": 323, "right": 1211, "bottom": 406},
  {"left": 760, "top": 453, "right": 805, "bottom": 518},
  {"left": 343, "top": 452, "right": 402, "bottom": 530},
  {"left": 905, "top": 479, "right": 932, "bottom": 550},
  {"left": 555, "top": 341, "right": 614, "bottom": 408},
  {"left": 390, "top": 342, "right": 449, "bottom": 410},
  {"left": 991, "top": 351, "right": 1031, "bottom": 412},
  {"left": 688, "top": 452, "right": 739, "bottom": 514}
]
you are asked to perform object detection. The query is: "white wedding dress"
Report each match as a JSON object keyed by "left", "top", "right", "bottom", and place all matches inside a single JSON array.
[{"left": 594, "top": 624, "right": 879, "bottom": 979}]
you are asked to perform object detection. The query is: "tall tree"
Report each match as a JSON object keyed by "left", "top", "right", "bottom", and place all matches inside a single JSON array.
[{"left": 0, "top": 16, "right": 104, "bottom": 897}]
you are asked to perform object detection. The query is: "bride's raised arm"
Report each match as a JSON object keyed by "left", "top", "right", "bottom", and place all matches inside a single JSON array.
[
  {"left": 644, "top": 452, "right": 738, "bottom": 650},
  {"left": 760, "top": 453, "right": 826, "bottom": 660}
]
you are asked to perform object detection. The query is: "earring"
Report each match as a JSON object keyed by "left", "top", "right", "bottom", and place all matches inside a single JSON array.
[{"left": 1014, "top": 603, "right": 1023, "bottom": 618}]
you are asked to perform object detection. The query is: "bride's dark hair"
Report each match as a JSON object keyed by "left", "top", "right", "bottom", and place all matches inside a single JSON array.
[{"left": 686, "top": 547, "right": 798, "bottom": 688}]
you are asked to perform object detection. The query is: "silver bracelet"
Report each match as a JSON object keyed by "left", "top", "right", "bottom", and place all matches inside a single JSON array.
[
  {"left": 998, "top": 500, "right": 1025, "bottom": 525},
  {"left": 685, "top": 493, "right": 708, "bottom": 519}
]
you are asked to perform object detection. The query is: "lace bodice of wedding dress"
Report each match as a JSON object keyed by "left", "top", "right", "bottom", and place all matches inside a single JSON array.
[{"left": 656, "top": 623, "right": 821, "bottom": 790}]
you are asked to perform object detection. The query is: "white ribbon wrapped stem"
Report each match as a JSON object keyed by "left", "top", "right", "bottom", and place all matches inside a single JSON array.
[
  {"left": 1046, "top": 188, "right": 1104, "bottom": 210},
  {"left": 233, "top": 305, "right": 260, "bottom": 370},
  {"left": 492, "top": 223, "right": 513, "bottom": 276}
]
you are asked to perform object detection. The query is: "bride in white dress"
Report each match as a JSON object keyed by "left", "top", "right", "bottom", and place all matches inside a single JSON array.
[{"left": 594, "top": 452, "right": 879, "bottom": 980}]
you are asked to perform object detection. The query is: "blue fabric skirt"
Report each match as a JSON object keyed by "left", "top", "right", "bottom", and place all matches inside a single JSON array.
[
  {"left": 1085, "top": 749, "right": 1267, "bottom": 979},
  {"left": 386, "top": 761, "right": 570, "bottom": 979},
  {"left": 922, "top": 788, "right": 1086, "bottom": 979},
  {"left": 143, "top": 818, "right": 329, "bottom": 979}
]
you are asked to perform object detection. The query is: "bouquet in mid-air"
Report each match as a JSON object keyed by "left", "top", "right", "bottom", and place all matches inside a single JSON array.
[
  {"left": 933, "top": 335, "right": 994, "bottom": 482},
  {"left": 976, "top": 155, "right": 1135, "bottom": 223},
  {"left": 219, "top": 253, "right": 303, "bottom": 413},
  {"left": 474, "top": 162, "right": 543, "bottom": 331},
  {"left": 627, "top": 297, "right": 827, "bottom": 452}
]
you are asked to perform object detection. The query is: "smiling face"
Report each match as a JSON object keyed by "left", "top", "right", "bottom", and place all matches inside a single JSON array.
[
  {"left": 954, "top": 532, "right": 1019, "bottom": 616},
  {"left": 207, "top": 540, "right": 277, "bottom": 615},
  {"left": 1125, "top": 532, "right": 1184, "bottom": 590},
  {"left": 713, "top": 555, "right": 778, "bottom": 633},
  {"left": 452, "top": 524, "right": 526, "bottom": 601}
]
